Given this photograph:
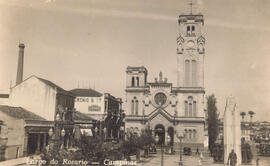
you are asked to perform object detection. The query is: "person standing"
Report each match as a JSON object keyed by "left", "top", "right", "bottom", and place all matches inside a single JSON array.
[
  {"left": 227, "top": 149, "right": 237, "bottom": 166},
  {"left": 256, "top": 157, "right": 260, "bottom": 166},
  {"left": 196, "top": 147, "right": 200, "bottom": 155}
]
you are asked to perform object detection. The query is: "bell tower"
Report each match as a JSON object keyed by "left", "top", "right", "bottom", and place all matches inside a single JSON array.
[{"left": 176, "top": 9, "right": 205, "bottom": 88}]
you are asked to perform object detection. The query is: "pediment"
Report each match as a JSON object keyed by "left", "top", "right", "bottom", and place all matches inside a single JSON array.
[{"left": 148, "top": 108, "right": 173, "bottom": 122}]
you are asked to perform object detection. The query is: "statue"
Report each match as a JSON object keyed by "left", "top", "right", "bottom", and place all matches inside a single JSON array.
[
  {"left": 227, "top": 149, "right": 237, "bottom": 166},
  {"left": 159, "top": 72, "right": 163, "bottom": 82}
]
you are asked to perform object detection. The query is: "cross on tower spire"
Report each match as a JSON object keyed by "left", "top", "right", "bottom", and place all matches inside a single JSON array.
[{"left": 188, "top": 0, "right": 194, "bottom": 15}]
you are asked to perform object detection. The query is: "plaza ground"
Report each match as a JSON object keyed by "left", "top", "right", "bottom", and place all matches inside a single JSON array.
[{"left": 137, "top": 150, "right": 270, "bottom": 166}]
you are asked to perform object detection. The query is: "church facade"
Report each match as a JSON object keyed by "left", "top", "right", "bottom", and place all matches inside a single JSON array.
[{"left": 125, "top": 14, "right": 206, "bottom": 150}]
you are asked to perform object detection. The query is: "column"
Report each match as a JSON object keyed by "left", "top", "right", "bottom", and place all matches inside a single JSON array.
[
  {"left": 23, "top": 131, "right": 28, "bottom": 156},
  {"left": 35, "top": 134, "right": 41, "bottom": 154},
  {"left": 164, "top": 130, "right": 167, "bottom": 145},
  {"left": 43, "top": 133, "right": 47, "bottom": 148}
]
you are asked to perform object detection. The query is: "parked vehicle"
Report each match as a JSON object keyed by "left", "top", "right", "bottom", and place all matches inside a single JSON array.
[{"left": 183, "top": 147, "right": 192, "bottom": 156}]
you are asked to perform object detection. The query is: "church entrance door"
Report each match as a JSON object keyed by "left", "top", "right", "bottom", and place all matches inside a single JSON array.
[{"left": 155, "top": 124, "right": 165, "bottom": 145}]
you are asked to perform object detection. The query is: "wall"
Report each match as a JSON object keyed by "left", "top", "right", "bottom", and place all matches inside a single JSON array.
[
  {"left": 126, "top": 70, "right": 146, "bottom": 88},
  {"left": 0, "top": 98, "right": 9, "bottom": 105},
  {"left": 9, "top": 76, "right": 56, "bottom": 121},
  {"left": 126, "top": 91, "right": 144, "bottom": 115},
  {"left": 176, "top": 93, "right": 205, "bottom": 117},
  {"left": 0, "top": 112, "right": 25, "bottom": 159}
]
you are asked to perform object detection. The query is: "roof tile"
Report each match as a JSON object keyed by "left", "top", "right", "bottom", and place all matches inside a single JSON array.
[{"left": 70, "top": 88, "right": 102, "bottom": 97}]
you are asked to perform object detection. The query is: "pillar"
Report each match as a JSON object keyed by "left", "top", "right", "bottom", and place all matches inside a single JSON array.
[
  {"left": 43, "top": 133, "right": 46, "bottom": 148},
  {"left": 35, "top": 134, "right": 41, "bottom": 154},
  {"left": 23, "top": 131, "right": 28, "bottom": 156}
]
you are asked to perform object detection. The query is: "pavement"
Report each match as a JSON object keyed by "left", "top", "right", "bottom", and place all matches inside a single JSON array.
[
  {"left": 136, "top": 150, "right": 270, "bottom": 166},
  {"left": 0, "top": 156, "right": 28, "bottom": 166},
  {"left": 0, "top": 155, "right": 41, "bottom": 166}
]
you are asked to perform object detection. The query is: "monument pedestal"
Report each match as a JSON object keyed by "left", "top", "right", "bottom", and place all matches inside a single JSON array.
[{"left": 223, "top": 96, "right": 242, "bottom": 165}]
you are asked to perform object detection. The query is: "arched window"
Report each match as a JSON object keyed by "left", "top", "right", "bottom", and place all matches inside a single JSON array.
[
  {"left": 185, "top": 60, "right": 190, "bottom": 86},
  {"left": 193, "top": 129, "right": 196, "bottom": 140},
  {"left": 131, "top": 100, "right": 134, "bottom": 115},
  {"left": 193, "top": 101, "right": 197, "bottom": 117},
  {"left": 135, "top": 100, "right": 139, "bottom": 115},
  {"left": 184, "top": 101, "right": 188, "bottom": 116},
  {"left": 184, "top": 129, "right": 188, "bottom": 140},
  {"left": 192, "top": 25, "right": 195, "bottom": 35},
  {"left": 187, "top": 26, "right": 190, "bottom": 36},
  {"left": 189, "top": 129, "right": 192, "bottom": 139},
  {"left": 185, "top": 96, "right": 197, "bottom": 117},
  {"left": 136, "top": 77, "right": 139, "bottom": 87},
  {"left": 131, "top": 77, "right": 135, "bottom": 87},
  {"left": 192, "top": 60, "right": 197, "bottom": 86},
  {"left": 188, "top": 103, "right": 192, "bottom": 117}
]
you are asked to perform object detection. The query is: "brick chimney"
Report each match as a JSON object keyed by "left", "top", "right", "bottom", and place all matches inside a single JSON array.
[{"left": 16, "top": 43, "right": 25, "bottom": 85}]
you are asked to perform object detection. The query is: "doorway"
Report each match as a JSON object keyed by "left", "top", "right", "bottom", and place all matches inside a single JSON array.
[
  {"left": 27, "top": 134, "right": 38, "bottom": 155},
  {"left": 155, "top": 124, "right": 165, "bottom": 145}
]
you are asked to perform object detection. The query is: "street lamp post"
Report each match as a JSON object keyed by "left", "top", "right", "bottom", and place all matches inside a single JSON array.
[
  {"left": 104, "top": 127, "right": 107, "bottom": 141},
  {"left": 166, "top": 135, "right": 171, "bottom": 154},
  {"left": 48, "top": 112, "right": 66, "bottom": 151},
  {"left": 155, "top": 135, "right": 164, "bottom": 166},
  {"left": 94, "top": 127, "right": 98, "bottom": 138},
  {"left": 48, "top": 128, "right": 54, "bottom": 151},
  {"left": 155, "top": 128, "right": 167, "bottom": 166},
  {"left": 177, "top": 132, "right": 185, "bottom": 166},
  {"left": 60, "top": 129, "right": 66, "bottom": 149}
]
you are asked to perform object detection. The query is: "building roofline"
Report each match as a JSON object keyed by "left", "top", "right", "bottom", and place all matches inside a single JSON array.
[
  {"left": 10, "top": 75, "right": 74, "bottom": 97},
  {"left": 70, "top": 88, "right": 103, "bottom": 97}
]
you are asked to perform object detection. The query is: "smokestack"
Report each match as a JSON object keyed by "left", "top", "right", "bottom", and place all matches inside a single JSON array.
[{"left": 16, "top": 43, "right": 25, "bottom": 85}]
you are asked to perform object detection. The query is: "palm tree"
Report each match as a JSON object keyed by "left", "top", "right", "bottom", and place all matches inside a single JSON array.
[
  {"left": 248, "top": 110, "right": 255, "bottom": 122},
  {"left": 240, "top": 112, "right": 246, "bottom": 121}
]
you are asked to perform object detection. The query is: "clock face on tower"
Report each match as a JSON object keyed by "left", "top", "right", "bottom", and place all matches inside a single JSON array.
[
  {"left": 187, "top": 40, "right": 195, "bottom": 48},
  {"left": 154, "top": 92, "right": 167, "bottom": 106}
]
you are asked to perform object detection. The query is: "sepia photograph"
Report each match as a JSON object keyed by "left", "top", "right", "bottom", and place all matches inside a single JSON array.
[{"left": 0, "top": 0, "right": 270, "bottom": 165}]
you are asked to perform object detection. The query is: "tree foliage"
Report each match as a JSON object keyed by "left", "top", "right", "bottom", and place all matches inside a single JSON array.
[
  {"left": 248, "top": 110, "right": 255, "bottom": 122},
  {"left": 240, "top": 112, "right": 246, "bottom": 121},
  {"left": 120, "top": 129, "right": 155, "bottom": 156},
  {"left": 41, "top": 135, "right": 123, "bottom": 166},
  {"left": 41, "top": 129, "right": 155, "bottom": 165},
  {"left": 206, "top": 94, "right": 219, "bottom": 155}
]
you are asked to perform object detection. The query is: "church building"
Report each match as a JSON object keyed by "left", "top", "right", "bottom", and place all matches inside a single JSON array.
[{"left": 125, "top": 13, "right": 206, "bottom": 151}]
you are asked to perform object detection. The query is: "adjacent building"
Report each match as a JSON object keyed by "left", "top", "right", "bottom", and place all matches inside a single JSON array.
[
  {"left": 0, "top": 105, "right": 52, "bottom": 159},
  {"left": 2, "top": 75, "right": 77, "bottom": 158},
  {"left": 9, "top": 75, "right": 75, "bottom": 121},
  {"left": 217, "top": 119, "right": 254, "bottom": 143},
  {"left": 241, "top": 122, "right": 252, "bottom": 141},
  {"left": 125, "top": 13, "right": 206, "bottom": 151}
]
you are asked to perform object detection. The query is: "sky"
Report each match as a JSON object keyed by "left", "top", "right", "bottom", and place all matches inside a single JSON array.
[{"left": 0, "top": 0, "right": 270, "bottom": 121}]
